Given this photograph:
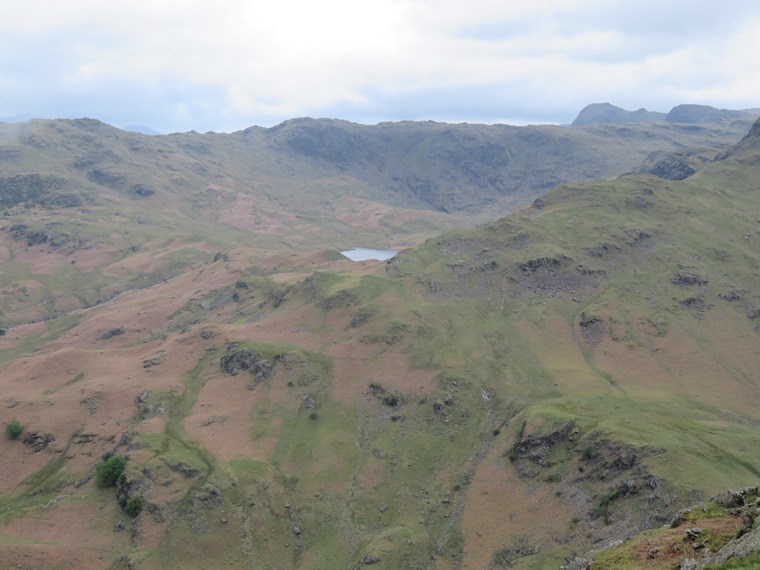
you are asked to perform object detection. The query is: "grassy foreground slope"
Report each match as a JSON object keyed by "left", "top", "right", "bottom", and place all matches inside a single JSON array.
[{"left": 0, "top": 118, "right": 759, "bottom": 569}]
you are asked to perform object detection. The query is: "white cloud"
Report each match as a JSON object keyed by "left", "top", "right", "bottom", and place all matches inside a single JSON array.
[{"left": 1, "top": 1, "right": 759, "bottom": 131}]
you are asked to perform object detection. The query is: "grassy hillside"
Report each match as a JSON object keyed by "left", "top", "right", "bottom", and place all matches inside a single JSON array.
[
  {"left": 0, "top": 116, "right": 759, "bottom": 569},
  {"left": 0, "top": 113, "right": 752, "bottom": 329}
]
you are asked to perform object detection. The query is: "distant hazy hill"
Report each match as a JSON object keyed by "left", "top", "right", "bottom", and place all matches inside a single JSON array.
[
  {"left": 0, "top": 113, "right": 40, "bottom": 123},
  {"left": 665, "top": 103, "right": 756, "bottom": 123},
  {"left": 122, "top": 124, "right": 162, "bottom": 135},
  {"left": 573, "top": 102, "right": 759, "bottom": 126},
  {"left": 571, "top": 102, "right": 666, "bottom": 125}
]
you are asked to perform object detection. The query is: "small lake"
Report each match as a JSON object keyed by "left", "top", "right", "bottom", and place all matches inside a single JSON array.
[{"left": 340, "top": 247, "right": 398, "bottom": 262}]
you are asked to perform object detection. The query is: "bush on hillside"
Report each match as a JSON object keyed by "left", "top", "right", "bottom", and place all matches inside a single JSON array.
[
  {"left": 125, "top": 495, "right": 144, "bottom": 517},
  {"left": 5, "top": 418, "right": 23, "bottom": 440},
  {"left": 96, "top": 454, "right": 127, "bottom": 488}
]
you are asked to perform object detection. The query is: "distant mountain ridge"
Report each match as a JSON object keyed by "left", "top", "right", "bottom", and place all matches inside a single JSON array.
[
  {"left": 570, "top": 102, "right": 667, "bottom": 125},
  {"left": 122, "top": 124, "right": 162, "bottom": 135},
  {"left": 572, "top": 102, "right": 760, "bottom": 126},
  {"left": 0, "top": 106, "right": 756, "bottom": 222}
]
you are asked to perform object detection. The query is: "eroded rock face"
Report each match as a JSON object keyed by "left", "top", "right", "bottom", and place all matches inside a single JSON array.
[
  {"left": 579, "top": 313, "right": 606, "bottom": 346},
  {"left": 491, "top": 537, "right": 541, "bottom": 567},
  {"left": 710, "top": 488, "right": 744, "bottom": 508},
  {"left": 518, "top": 255, "right": 571, "bottom": 272},
  {"left": 318, "top": 289, "right": 358, "bottom": 311},
  {"left": 192, "top": 484, "right": 223, "bottom": 507},
  {"left": 509, "top": 254, "right": 605, "bottom": 297},
  {"left": 23, "top": 431, "right": 55, "bottom": 452},
  {"left": 560, "top": 556, "right": 592, "bottom": 570},
  {"left": 87, "top": 168, "right": 127, "bottom": 189},
  {"left": 649, "top": 154, "right": 697, "bottom": 180},
  {"left": 130, "top": 183, "right": 154, "bottom": 197},
  {"left": 704, "top": 525, "right": 760, "bottom": 567},
  {"left": 577, "top": 485, "right": 760, "bottom": 569},
  {"left": 511, "top": 421, "right": 575, "bottom": 477},
  {"left": 25, "top": 230, "right": 49, "bottom": 245},
  {"left": 220, "top": 349, "right": 273, "bottom": 383},
  {"left": 182, "top": 484, "right": 224, "bottom": 535},
  {"left": 670, "top": 272, "right": 708, "bottom": 286},
  {"left": 99, "top": 327, "right": 125, "bottom": 340},
  {"left": 350, "top": 307, "right": 374, "bottom": 328},
  {"left": 0, "top": 174, "right": 69, "bottom": 207},
  {"left": 163, "top": 459, "right": 201, "bottom": 479}
]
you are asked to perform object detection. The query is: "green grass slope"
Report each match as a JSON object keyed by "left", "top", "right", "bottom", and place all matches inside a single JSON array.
[{"left": 389, "top": 117, "right": 760, "bottom": 485}]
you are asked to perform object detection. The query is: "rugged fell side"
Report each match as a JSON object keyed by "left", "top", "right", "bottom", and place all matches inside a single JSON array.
[
  {"left": 565, "top": 486, "right": 760, "bottom": 569},
  {"left": 0, "top": 111, "right": 754, "bottom": 330},
  {"left": 0, "top": 113, "right": 760, "bottom": 569}
]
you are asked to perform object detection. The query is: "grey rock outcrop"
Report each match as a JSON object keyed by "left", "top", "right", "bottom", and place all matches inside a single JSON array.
[{"left": 220, "top": 349, "right": 273, "bottom": 383}]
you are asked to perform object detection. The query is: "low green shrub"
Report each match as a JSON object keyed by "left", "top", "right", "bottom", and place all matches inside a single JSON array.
[
  {"left": 5, "top": 418, "right": 23, "bottom": 440},
  {"left": 96, "top": 455, "right": 127, "bottom": 488},
  {"left": 125, "top": 495, "right": 144, "bottom": 517}
]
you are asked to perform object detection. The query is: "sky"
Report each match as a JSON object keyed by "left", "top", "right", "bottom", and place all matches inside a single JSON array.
[{"left": 1, "top": 0, "right": 759, "bottom": 133}]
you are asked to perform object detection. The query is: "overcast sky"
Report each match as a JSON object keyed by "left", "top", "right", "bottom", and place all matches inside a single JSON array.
[{"left": 1, "top": 0, "right": 759, "bottom": 133}]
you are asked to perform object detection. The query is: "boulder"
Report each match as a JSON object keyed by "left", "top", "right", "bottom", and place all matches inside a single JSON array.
[
  {"left": 99, "top": 327, "right": 125, "bottom": 340},
  {"left": 711, "top": 489, "right": 744, "bottom": 508},
  {"left": 23, "top": 431, "right": 55, "bottom": 452},
  {"left": 220, "top": 349, "right": 273, "bottom": 383}
]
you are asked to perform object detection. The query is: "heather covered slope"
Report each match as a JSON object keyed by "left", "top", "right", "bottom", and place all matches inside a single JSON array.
[{"left": 1, "top": 116, "right": 760, "bottom": 569}]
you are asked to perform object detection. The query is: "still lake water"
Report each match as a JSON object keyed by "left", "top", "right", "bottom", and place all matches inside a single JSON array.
[{"left": 340, "top": 247, "right": 398, "bottom": 261}]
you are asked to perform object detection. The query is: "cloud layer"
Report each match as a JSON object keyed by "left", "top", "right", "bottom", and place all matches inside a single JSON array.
[{"left": 2, "top": 0, "right": 759, "bottom": 132}]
